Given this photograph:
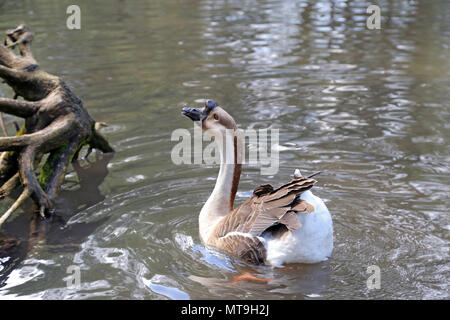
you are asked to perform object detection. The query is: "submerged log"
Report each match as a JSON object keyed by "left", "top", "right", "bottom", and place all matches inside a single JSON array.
[{"left": 0, "top": 24, "right": 113, "bottom": 227}]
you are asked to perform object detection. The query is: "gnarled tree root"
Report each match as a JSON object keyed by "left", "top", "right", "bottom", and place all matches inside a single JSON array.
[{"left": 0, "top": 24, "right": 114, "bottom": 227}]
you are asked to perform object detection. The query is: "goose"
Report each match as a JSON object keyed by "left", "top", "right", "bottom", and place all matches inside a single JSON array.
[{"left": 182, "top": 100, "right": 333, "bottom": 267}]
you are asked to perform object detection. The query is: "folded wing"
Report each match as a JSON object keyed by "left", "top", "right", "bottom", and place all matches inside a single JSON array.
[{"left": 211, "top": 176, "right": 317, "bottom": 263}]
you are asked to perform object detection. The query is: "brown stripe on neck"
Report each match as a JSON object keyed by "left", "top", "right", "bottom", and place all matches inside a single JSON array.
[{"left": 229, "top": 135, "right": 242, "bottom": 211}]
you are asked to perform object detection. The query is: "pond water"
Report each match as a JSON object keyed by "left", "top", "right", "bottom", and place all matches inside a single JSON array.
[{"left": 0, "top": 0, "right": 448, "bottom": 299}]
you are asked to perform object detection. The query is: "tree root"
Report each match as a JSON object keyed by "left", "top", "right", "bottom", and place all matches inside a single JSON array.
[
  {"left": 0, "top": 24, "right": 114, "bottom": 227},
  {"left": 0, "top": 189, "right": 29, "bottom": 226},
  {"left": 0, "top": 113, "right": 8, "bottom": 136}
]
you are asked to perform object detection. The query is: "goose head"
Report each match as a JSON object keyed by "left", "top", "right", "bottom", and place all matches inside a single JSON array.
[{"left": 182, "top": 100, "right": 237, "bottom": 135}]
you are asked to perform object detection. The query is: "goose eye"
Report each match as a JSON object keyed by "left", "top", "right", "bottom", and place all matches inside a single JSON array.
[{"left": 213, "top": 114, "right": 219, "bottom": 120}]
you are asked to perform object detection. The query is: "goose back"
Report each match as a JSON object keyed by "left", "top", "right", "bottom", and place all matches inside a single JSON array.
[{"left": 208, "top": 176, "right": 317, "bottom": 264}]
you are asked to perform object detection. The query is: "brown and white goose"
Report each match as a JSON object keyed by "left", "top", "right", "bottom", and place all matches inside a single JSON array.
[{"left": 182, "top": 100, "right": 333, "bottom": 266}]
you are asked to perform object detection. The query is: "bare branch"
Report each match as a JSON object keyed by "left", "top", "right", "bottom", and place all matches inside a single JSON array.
[
  {"left": 0, "top": 135, "right": 29, "bottom": 151},
  {"left": 0, "top": 113, "right": 8, "bottom": 136},
  {"left": 0, "top": 172, "right": 20, "bottom": 199},
  {"left": 0, "top": 97, "right": 38, "bottom": 118},
  {"left": 0, "top": 188, "right": 29, "bottom": 227},
  {"left": 18, "top": 145, "right": 51, "bottom": 216},
  {"left": 0, "top": 65, "right": 24, "bottom": 80},
  {"left": 5, "top": 24, "right": 34, "bottom": 60},
  {"left": 89, "top": 129, "right": 114, "bottom": 153},
  {"left": 0, "top": 43, "right": 17, "bottom": 67},
  {"left": 0, "top": 24, "right": 114, "bottom": 226},
  {"left": 41, "top": 140, "right": 80, "bottom": 199},
  {"left": 0, "top": 115, "right": 75, "bottom": 152}
]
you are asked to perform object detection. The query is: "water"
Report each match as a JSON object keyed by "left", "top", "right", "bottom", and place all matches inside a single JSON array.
[{"left": 0, "top": 0, "right": 449, "bottom": 299}]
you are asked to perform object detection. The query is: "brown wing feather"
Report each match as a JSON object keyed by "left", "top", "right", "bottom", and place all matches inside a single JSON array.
[
  {"left": 291, "top": 200, "right": 315, "bottom": 213},
  {"left": 253, "top": 184, "right": 273, "bottom": 197},
  {"left": 279, "top": 211, "right": 302, "bottom": 230},
  {"left": 209, "top": 176, "right": 317, "bottom": 263},
  {"left": 212, "top": 177, "right": 317, "bottom": 240},
  {"left": 214, "top": 234, "right": 266, "bottom": 264}
]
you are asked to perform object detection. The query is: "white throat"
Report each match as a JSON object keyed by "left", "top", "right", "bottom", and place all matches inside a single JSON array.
[{"left": 199, "top": 129, "right": 241, "bottom": 241}]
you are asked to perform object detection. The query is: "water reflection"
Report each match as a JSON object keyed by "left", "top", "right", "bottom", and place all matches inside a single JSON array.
[{"left": 0, "top": 154, "right": 113, "bottom": 290}]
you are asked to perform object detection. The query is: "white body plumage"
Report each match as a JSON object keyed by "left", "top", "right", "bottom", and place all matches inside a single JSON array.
[{"left": 263, "top": 189, "right": 333, "bottom": 266}]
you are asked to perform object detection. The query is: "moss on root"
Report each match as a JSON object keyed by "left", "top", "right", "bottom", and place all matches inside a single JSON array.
[{"left": 39, "top": 143, "right": 67, "bottom": 188}]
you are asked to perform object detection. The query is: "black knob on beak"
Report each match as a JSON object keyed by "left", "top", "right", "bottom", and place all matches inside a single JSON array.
[{"left": 205, "top": 99, "right": 218, "bottom": 110}]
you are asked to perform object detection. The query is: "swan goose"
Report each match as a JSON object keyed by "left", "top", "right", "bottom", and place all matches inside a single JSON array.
[{"left": 182, "top": 100, "right": 333, "bottom": 266}]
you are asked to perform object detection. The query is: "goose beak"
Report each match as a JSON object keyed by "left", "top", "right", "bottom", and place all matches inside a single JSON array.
[{"left": 182, "top": 107, "right": 203, "bottom": 122}]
